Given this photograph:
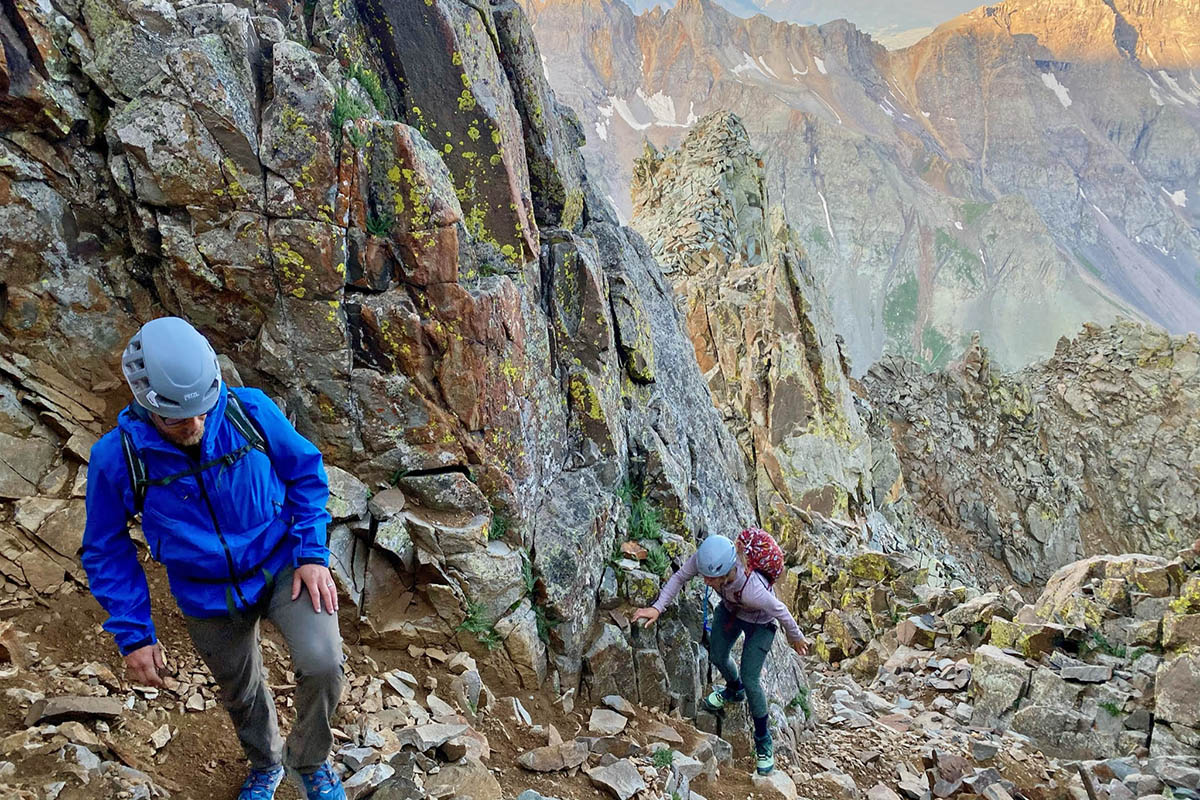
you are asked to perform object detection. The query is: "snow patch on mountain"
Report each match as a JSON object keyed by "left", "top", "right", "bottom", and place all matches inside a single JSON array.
[
  {"left": 1041, "top": 72, "right": 1071, "bottom": 108},
  {"left": 609, "top": 96, "right": 652, "bottom": 130},
  {"left": 1163, "top": 187, "right": 1188, "bottom": 208},
  {"left": 733, "top": 51, "right": 772, "bottom": 80},
  {"left": 814, "top": 56, "right": 827, "bottom": 75},
  {"left": 819, "top": 190, "right": 835, "bottom": 239},
  {"left": 1156, "top": 71, "right": 1199, "bottom": 106}
]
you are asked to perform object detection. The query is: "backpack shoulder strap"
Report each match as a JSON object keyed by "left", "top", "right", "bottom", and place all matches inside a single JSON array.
[
  {"left": 224, "top": 391, "right": 268, "bottom": 455},
  {"left": 119, "top": 425, "right": 148, "bottom": 517}
]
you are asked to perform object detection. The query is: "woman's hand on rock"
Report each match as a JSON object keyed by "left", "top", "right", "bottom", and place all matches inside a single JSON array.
[{"left": 631, "top": 607, "right": 660, "bottom": 627}]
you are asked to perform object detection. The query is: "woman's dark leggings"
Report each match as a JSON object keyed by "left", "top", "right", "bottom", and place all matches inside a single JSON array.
[{"left": 709, "top": 602, "right": 776, "bottom": 720}]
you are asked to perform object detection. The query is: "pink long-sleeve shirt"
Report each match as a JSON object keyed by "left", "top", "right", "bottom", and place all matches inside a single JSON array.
[{"left": 651, "top": 553, "right": 806, "bottom": 644}]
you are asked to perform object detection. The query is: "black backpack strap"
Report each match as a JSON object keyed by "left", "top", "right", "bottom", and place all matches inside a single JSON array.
[
  {"left": 224, "top": 391, "right": 268, "bottom": 456},
  {"left": 120, "top": 394, "right": 268, "bottom": 517},
  {"left": 120, "top": 426, "right": 149, "bottom": 517}
]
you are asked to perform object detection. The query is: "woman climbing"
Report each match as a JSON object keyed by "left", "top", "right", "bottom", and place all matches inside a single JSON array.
[{"left": 631, "top": 531, "right": 809, "bottom": 776}]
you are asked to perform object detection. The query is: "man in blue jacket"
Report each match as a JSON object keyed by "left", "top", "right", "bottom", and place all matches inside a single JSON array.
[{"left": 82, "top": 317, "right": 346, "bottom": 800}]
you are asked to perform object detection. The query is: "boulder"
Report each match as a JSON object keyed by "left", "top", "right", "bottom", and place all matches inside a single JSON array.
[
  {"left": 424, "top": 756, "right": 501, "bottom": 800},
  {"left": 1155, "top": 654, "right": 1200, "bottom": 729},
  {"left": 969, "top": 645, "right": 1031, "bottom": 726},
  {"left": 586, "top": 759, "right": 646, "bottom": 800},
  {"left": 753, "top": 770, "right": 799, "bottom": 799},
  {"left": 517, "top": 740, "right": 589, "bottom": 772},
  {"left": 588, "top": 709, "right": 628, "bottom": 736}
]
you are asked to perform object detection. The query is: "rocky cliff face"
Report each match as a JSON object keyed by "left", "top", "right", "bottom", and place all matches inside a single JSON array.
[
  {"left": 0, "top": 0, "right": 783, "bottom": 727},
  {"left": 864, "top": 320, "right": 1200, "bottom": 586},
  {"left": 629, "top": 112, "right": 873, "bottom": 528},
  {"left": 520, "top": 0, "right": 1200, "bottom": 372}
]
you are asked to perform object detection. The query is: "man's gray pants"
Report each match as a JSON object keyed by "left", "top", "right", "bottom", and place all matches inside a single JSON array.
[{"left": 185, "top": 570, "right": 344, "bottom": 773}]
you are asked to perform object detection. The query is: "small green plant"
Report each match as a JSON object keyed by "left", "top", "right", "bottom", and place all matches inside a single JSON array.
[
  {"left": 366, "top": 211, "right": 394, "bottom": 237},
  {"left": 631, "top": 497, "right": 662, "bottom": 541},
  {"left": 489, "top": 512, "right": 511, "bottom": 543},
  {"left": 616, "top": 477, "right": 663, "bottom": 540},
  {"left": 520, "top": 550, "right": 536, "bottom": 595},
  {"left": 645, "top": 543, "right": 669, "bottom": 578},
  {"left": 303, "top": 0, "right": 316, "bottom": 19},
  {"left": 1099, "top": 701, "right": 1123, "bottom": 717},
  {"left": 787, "top": 687, "right": 812, "bottom": 720},
  {"left": 1081, "top": 630, "right": 1126, "bottom": 659},
  {"left": 346, "top": 126, "right": 369, "bottom": 149},
  {"left": 651, "top": 748, "right": 674, "bottom": 768},
  {"left": 457, "top": 601, "right": 502, "bottom": 650},
  {"left": 348, "top": 62, "right": 389, "bottom": 117},
  {"left": 534, "top": 604, "right": 558, "bottom": 644},
  {"left": 331, "top": 86, "right": 370, "bottom": 138},
  {"left": 1129, "top": 646, "right": 1150, "bottom": 661},
  {"left": 971, "top": 621, "right": 987, "bottom": 637}
]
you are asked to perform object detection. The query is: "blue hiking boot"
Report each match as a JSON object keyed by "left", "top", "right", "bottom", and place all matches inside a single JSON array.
[
  {"left": 755, "top": 732, "right": 775, "bottom": 775},
  {"left": 299, "top": 761, "right": 346, "bottom": 800},
  {"left": 701, "top": 685, "right": 746, "bottom": 714},
  {"left": 237, "top": 765, "right": 284, "bottom": 800}
]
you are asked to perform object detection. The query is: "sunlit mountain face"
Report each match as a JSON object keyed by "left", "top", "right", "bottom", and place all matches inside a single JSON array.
[{"left": 521, "top": 0, "right": 1200, "bottom": 372}]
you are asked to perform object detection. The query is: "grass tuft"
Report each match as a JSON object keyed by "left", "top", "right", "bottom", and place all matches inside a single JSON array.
[
  {"left": 645, "top": 543, "right": 669, "bottom": 577},
  {"left": 787, "top": 687, "right": 812, "bottom": 720},
  {"left": 489, "top": 512, "right": 511, "bottom": 543},
  {"left": 348, "top": 62, "right": 389, "bottom": 117},
  {"left": 331, "top": 86, "right": 370, "bottom": 140},
  {"left": 456, "top": 601, "right": 502, "bottom": 650}
]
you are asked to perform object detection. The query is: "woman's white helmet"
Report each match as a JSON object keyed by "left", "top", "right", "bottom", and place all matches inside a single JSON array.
[
  {"left": 697, "top": 534, "right": 738, "bottom": 578},
  {"left": 122, "top": 317, "right": 221, "bottom": 419}
]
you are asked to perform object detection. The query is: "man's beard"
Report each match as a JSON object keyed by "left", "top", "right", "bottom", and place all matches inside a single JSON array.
[{"left": 162, "top": 424, "right": 204, "bottom": 447}]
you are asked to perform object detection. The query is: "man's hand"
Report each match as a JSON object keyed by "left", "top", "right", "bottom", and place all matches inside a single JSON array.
[
  {"left": 790, "top": 638, "right": 810, "bottom": 657},
  {"left": 631, "top": 607, "right": 661, "bottom": 628},
  {"left": 293, "top": 564, "right": 339, "bottom": 614},
  {"left": 1192, "top": 537, "right": 1200, "bottom": 555},
  {"left": 124, "top": 643, "right": 166, "bottom": 687}
]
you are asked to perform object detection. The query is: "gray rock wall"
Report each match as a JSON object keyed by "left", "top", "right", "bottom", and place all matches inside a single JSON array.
[{"left": 0, "top": 0, "right": 760, "bottom": 718}]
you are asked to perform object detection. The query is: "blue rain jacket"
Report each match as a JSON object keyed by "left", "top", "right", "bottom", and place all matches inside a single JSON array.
[{"left": 82, "top": 385, "right": 331, "bottom": 655}]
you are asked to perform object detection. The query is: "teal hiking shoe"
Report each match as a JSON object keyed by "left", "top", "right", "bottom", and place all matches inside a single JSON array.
[
  {"left": 299, "top": 762, "right": 346, "bottom": 800},
  {"left": 755, "top": 732, "right": 775, "bottom": 775},
  {"left": 237, "top": 765, "right": 284, "bottom": 800},
  {"left": 701, "top": 685, "right": 746, "bottom": 713}
]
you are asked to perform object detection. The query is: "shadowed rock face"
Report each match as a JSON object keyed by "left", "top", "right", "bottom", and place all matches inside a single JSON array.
[
  {"left": 521, "top": 0, "right": 1200, "bottom": 372},
  {"left": 0, "top": 0, "right": 768, "bottom": 718}
]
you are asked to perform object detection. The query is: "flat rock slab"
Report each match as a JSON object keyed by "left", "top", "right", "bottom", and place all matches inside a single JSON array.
[
  {"left": 344, "top": 763, "right": 395, "bottom": 800},
  {"left": 589, "top": 708, "right": 628, "bottom": 736},
  {"left": 867, "top": 784, "right": 902, "bottom": 800},
  {"left": 517, "top": 740, "right": 589, "bottom": 772},
  {"left": 587, "top": 759, "right": 646, "bottom": 800},
  {"left": 25, "top": 695, "right": 124, "bottom": 726},
  {"left": 752, "top": 771, "right": 799, "bottom": 800},
  {"left": 602, "top": 695, "right": 636, "bottom": 716},
  {"left": 642, "top": 721, "right": 683, "bottom": 744},
  {"left": 395, "top": 722, "right": 468, "bottom": 753},
  {"left": 1060, "top": 665, "right": 1113, "bottom": 682}
]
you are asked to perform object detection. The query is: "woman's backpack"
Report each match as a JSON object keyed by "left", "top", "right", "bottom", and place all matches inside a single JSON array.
[{"left": 736, "top": 527, "right": 785, "bottom": 586}]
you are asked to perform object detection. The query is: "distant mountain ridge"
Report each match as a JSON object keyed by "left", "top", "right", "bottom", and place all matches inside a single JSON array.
[
  {"left": 615, "top": 0, "right": 982, "bottom": 48},
  {"left": 521, "top": 0, "right": 1200, "bottom": 371}
]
